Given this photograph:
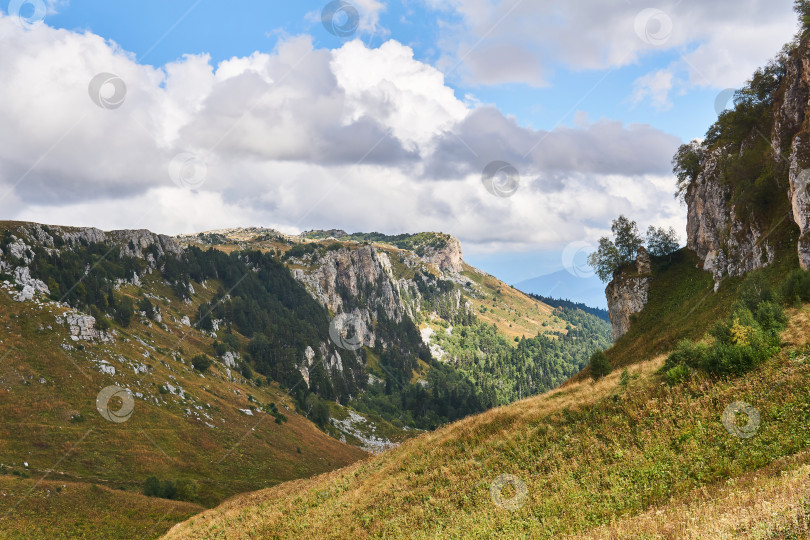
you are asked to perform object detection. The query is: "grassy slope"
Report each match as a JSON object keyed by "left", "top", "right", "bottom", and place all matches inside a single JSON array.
[
  {"left": 458, "top": 263, "right": 569, "bottom": 342},
  {"left": 0, "top": 477, "right": 203, "bottom": 539},
  {"left": 0, "top": 266, "right": 366, "bottom": 535},
  {"left": 163, "top": 303, "right": 810, "bottom": 539}
]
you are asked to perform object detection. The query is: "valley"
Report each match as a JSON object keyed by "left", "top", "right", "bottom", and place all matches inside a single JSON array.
[
  {"left": 4, "top": 2, "right": 810, "bottom": 539},
  {"left": 0, "top": 221, "right": 609, "bottom": 538}
]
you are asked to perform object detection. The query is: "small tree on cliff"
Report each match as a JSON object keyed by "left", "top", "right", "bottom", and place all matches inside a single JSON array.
[
  {"left": 646, "top": 226, "right": 680, "bottom": 258},
  {"left": 672, "top": 140, "right": 704, "bottom": 201},
  {"left": 588, "top": 216, "right": 643, "bottom": 282}
]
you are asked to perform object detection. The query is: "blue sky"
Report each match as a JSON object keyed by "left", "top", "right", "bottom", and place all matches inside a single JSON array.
[{"left": 0, "top": 0, "right": 800, "bottom": 303}]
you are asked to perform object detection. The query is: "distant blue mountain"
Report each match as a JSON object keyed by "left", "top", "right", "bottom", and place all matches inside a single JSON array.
[{"left": 515, "top": 270, "right": 607, "bottom": 309}]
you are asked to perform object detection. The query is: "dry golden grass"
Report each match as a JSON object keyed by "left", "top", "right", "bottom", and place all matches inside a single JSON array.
[
  {"left": 161, "top": 356, "right": 694, "bottom": 539},
  {"left": 0, "top": 476, "right": 203, "bottom": 539},
  {"left": 782, "top": 305, "right": 810, "bottom": 346}
]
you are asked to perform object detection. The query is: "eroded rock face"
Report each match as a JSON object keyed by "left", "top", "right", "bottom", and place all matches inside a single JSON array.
[
  {"left": 290, "top": 237, "right": 469, "bottom": 388},
  {"left": 776, "top": 47, "right": 810, "bottom": 270},
  {"left": 12, "top": 267, "right": 49, "bottom": 302},
  {"left": 292, "top": 245, "right": 404, "bottom": 352},
  {"left": 422, "top": 235, "right": 463, "bottom": 273},
  {"left": 680, "top": 39, "right": 810, "bottom": 275},
  {"left": 605, "top": 248, "right": 652, "bottom": 341},
  {"left": 685, "top": 146, "right": 776, "bottom": 287},
  {"left": 789, "top": 155, "right": 810, "bottom": 269}
]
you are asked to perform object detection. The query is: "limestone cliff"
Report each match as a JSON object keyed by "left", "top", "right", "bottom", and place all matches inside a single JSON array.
[
  {"left": 0, "top": 223, "right": 185, "bottom": 345},
  {"left": 0, "top": 222, "right": 182, "bottom": 295},
  {"left": 421, "top": 235, "right": 463, "bottom": 274},
  {"left": 684, "top": 145, "right": 776, "bottom": 288},
  {"left": 291, "top": 245, "right": 404, "bottom": 351},
  {"left": 605, "top": 248, "right": 652, "bottom": 341},
  {"left": 775, "top": 42, "right": 810, "bottom": 270},
  {"left": 606, "top": 32, "right": 810, "bottom": 341},
  {"left": 287, "top": 235, "right": 468, "bottom": 384}
]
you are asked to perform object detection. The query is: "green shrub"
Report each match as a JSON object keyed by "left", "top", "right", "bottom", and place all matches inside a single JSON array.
[
  {"left": 175, "top": 478, "right": 198, "bottom": 502},
  {"left": 664, "top": 339, "right": 709, "bottom": 371},
  {"left": 192, "top": 354, "right": 213, "bottom": 373},
  {"left": 144, "top": 476, "right": 194, "bottom": 500},
  {"left": 137, "top": 297, "right": 155, "bottom": 319},
  {"left": 619, "top": 369, "right": 630, "bottom": 387},
  {"left": 589, "top": 350, "right": 612, "bottom": 380},
  {"left": 702, "top": 342, "right": 766, "bottom": 376},
  {"left": 90, "top": 306, "right": 111, "bottom": 331},
  {"left": 665, "top": 297, "right": 781, "bottom": 379},
  {"left": 665, "top": 364, "right": 691, "bottom": 386},
  {"left": 754, "top": 301, "right": 787, "bottom": 332},
  {"left": 115, "top": 297, "right": 134, "bottom": 327},
  {"left": 143, "top": 476, "right": 162, "bottom": 497}
]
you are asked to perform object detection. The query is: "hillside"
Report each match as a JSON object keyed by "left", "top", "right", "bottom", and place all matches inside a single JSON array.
[
  {"left": 0, "top": 223, "right": 370, "bottom": 537},
  {"left": 164, "top": 304, "right": 810, "bottom": 538},
  {"left": 0, "top": 221, "right": 610, "bottom": 537}
]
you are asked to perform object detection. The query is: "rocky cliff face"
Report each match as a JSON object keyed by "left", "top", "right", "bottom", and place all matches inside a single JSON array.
[
  {"left": 0, "top": 222, "right": 182, "bottom": 295},
  {"left": 684, "top": 38, "right": 810, "bottom": 277},
  {"left": 1, "top": 223, "right": 183, "bottom": 347},
  {"left": 1, "top": 223, "right": 181, "bottom": 271},
  {"left": 291, "top": 245, "right": 404, "bottom": 352},
  {"left": 606, "top": 34, "right": 810, "bottom": 340},
  {"left": 775, "top": 44, "right": 810, "bottom": 271},
  {"left": 421, "top": 235, "right": 463, "bottom": 274},
  {"left": 605, "top": 248, "right": 652, "bottom": 341},
  {"left": 289, "top": 237, "right": 466, "bottom": 382},
  {"left": 684, "top": 146, "right": 776, "bottom": 288}
]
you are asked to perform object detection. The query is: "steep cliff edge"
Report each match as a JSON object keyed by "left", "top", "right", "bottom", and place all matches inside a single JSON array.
[
  {"left": 605, "top": 31, "right": 810, "bottom": 344},
  {"left": 684, "top": 144, "right": 777, "bottom": 288},
  {"left": 776, "top": 41, "right": 810, "bottom": 271},
  {"left": 605, "top": 248, "right": 652, "bottom": 341}
]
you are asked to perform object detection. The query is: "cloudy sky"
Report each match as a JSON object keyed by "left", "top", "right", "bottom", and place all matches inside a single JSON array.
[{"left": 0, "top": 0, "right": 799, "bottom": 297}]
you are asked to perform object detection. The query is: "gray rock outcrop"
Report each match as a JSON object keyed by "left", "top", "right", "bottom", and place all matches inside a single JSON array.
[
  {"left": 685, "top": 146, "right": 776, "bottom": 287},
  {"left": 605, "top": 248, "right": 652, "bottom": 341}
]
